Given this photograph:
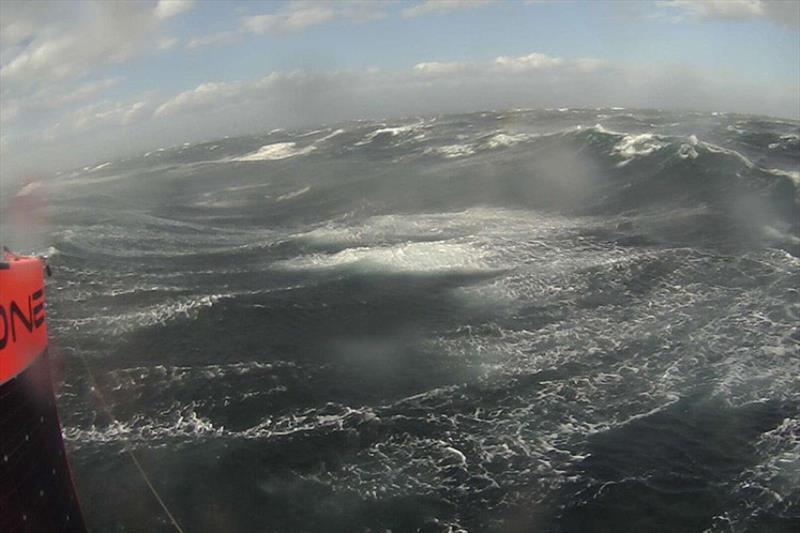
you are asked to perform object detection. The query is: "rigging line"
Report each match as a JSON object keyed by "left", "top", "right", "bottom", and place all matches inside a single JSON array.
[{"left": 74, "top": 352, "right": 186, "bottom": 533}]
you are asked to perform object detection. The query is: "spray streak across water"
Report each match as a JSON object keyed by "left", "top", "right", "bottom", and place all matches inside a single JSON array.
[{"left": 9, "top": 108, "right": 799, "bottom": 532}]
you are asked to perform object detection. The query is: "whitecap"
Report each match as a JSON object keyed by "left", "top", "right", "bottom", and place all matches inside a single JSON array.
[
  {"left": 276, "top": 186, "right": 311, "bottom": 202},
  {"left": 354, "top": 122, "right": 424, "bottom": 146},
  {"left": 87, "top": 161, "right": 112, "bottom": 172},
  {"left": 763, "top": 225, "right": 800, "bottom": 245},
  {"left": 233, "top": 142, "right": 315, "bottom": 161},
  {"left": 483, "top": 133, "right": 531, "bottom": 149},
  {"left": 315, "top": 128, "right": 345, "bottom": 143},
  {"left": 765, "top": 168, "right": 800, "bottom": 186},
  {"left": 52, "top": 294, "right": 224, "bottom": 336},
  {"left": 768, "top": 133, "right": 800, "bottom": 150},
  {"left": 678, "top": 134, "right": 700, "bottom": 159},
  {"left": 273, "top": 241, "right": 492, "bottom": 274},
  {"left": 612, "top": 133, "right": 667, "bottom": 166},
  {"left": 63, "top": 409, "right": 225, "bottom": 448},
  {"left": 14, "top": 181, "right": 44, "bottom": 197},
  {"left": 424, "top": 144, "right": 476, "bottom": 159}
]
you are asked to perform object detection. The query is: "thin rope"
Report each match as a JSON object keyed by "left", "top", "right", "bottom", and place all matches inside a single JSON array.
[{"left": 75, "top": 353, "right": 186, "bottom": 533}]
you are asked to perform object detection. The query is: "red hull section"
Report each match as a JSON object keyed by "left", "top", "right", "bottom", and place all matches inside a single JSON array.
[
  {"left": 1, "top": 255, "right": 86, "bottom": 532},
  {"left": 1, "top": 256, "right": 48, "bottom": 383}
]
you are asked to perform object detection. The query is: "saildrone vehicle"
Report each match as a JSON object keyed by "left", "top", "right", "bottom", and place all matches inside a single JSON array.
[{"left": 0, "top": 250, "right": 87, "bottom": 532}]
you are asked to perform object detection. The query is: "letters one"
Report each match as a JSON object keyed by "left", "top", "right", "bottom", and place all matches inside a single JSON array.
[{"left": 0, "top": 288, "right": 45, "bottom": 351}]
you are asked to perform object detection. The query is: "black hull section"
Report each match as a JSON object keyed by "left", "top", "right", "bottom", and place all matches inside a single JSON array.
[{"left": 0, "top": 352, "right": 86, "bottom": 532}]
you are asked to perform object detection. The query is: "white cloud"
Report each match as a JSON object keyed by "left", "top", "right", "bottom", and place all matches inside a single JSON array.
[
  {"left": 336, "top": 0, "right": 391, "bottom": 23},
  {"left": 0, "top": 77, "right": 121, "bottom": 129},
  {"left": 52, "top": 78, "right": 122, "bottom": 106},
  {"left": 0, "top": 1, "right": 194, "bottom": 97},
  {"left": 412, "top": 52, "right": 602, "bottom": 78},
  {"left": 1, "top": 100, "right": 21, "bottom": 123},
  {"left": 2, "top": 49, "right": 798, "bottom": 184},
  {"left": 154, "top": 0, "right": 195, "bottom": 20},
  {"left": 243, "top": 3, "right": 336, "bottom": 34},
  {"left": 0, "top": 0, "right": 194, "bottom": 170},
  {"left": 413, "top": 52, "right": 575, "bottom": 77},
  {"left": 154, "top": 81, "right": 243, "bottom": 117},
  {"left": 494, "top": 52, "right": 564, "bottom": 72},
  {"left": 17, "top": 96, "right": 153, "bottom": 149},
  {"left": 2, "top": 33, "right": 96, "bottom": 87},
  {"left": 73, "top": 50, "right": 800, "bottom": 133},
  {"left": 413, "top": 61, "right": 470, "bottom": 76},
  {"left": 186, "top": 31, "right": 241, "bottom": 50},
  {"left": 67, "top": 98, "right": 152, "bottom": 131},
  {"left": 656, "top": 0, "right": 800, "bottom": 27},
  {"left": 402, "top": 0, "right": 493, "bottom": 18},
  {"left": 190, "top": 1, "right": 389, "bottom": 48},
  {"left": 158, "top": 37, "right": 180, "bottom": 50},
  {"left": 0, "top": 1, "right": 54, "bottom": 49}
]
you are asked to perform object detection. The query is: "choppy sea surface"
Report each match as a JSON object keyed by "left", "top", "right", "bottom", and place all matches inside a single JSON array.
[{"left": 11, "top": 108, "right": 800, "bottom": 532}]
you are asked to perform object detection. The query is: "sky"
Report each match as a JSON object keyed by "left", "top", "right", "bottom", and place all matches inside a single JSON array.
[{"left": 0, "top": 0, "right": 798, "bottom": 184}]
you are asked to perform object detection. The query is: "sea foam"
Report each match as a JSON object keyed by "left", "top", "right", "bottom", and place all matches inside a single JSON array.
[{"left": 234, "top": 142, "right": 315, "bottom": 161}]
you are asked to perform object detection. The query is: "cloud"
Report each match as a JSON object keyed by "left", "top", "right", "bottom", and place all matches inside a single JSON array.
[
  {"left": 161, "top": 59, "right": 518, "bottom": 120},
  {"left": 402, "top": 0, "right": 493, "bottom": 18},
  {"left": 656, "top": 0, "right": 800, "bottom": 27},
  {"left": 158, "top": 37, "right": 180, "bottom": 50},
  {"left": 494, "top": 52, "right": 564, "bottom": 72},
  {"left": 0, "top": 1, "right": 55, "bottom": 50},
  {"left": 70, "top": 99, "right": 152, "bottom": 130},
  {"left": 26, "top": 96, "right": 154, "bottom": 144},
  {"left": 0, "top": 77, "right": 121, "bottom": 130},
  {"left": 186, "top": 31, "right": 241, "bottom": 50},
  {"left": 53, "top": 78, "right": 122, "bottom": 106},
  {"left": 1, "top": 2, "right": 795, "bottom": 189},
  {"left": 0, "top": 0, "right": 192, "bottom": 170},
  {"left": 154, "top": 81, "right": 243, "bottom": 117},
  {"left": 412, "top": 53, "right": 604, "bottom": 77},
  {"left": 2, "top": 48, "right": 797, "bottom": 184},
  {"left": 154, "top": 0, "right": 195, "bottom": 20},
  {"left": 413, "top": 61, "right": 471, "bottom": 76},
  {"left": 0, "top": 1, "right": 193, "bottom": 98},
  {"left": 243, "top": 3, "right": 336, "bottom": 34},
  {"left": 189, "top": 1, "right": 388, "bottom": 48}
]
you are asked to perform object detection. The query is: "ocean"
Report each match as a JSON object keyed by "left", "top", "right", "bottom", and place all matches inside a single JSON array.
[{"left": 17, "top": 108, "right": 799, "bottom": 531}]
